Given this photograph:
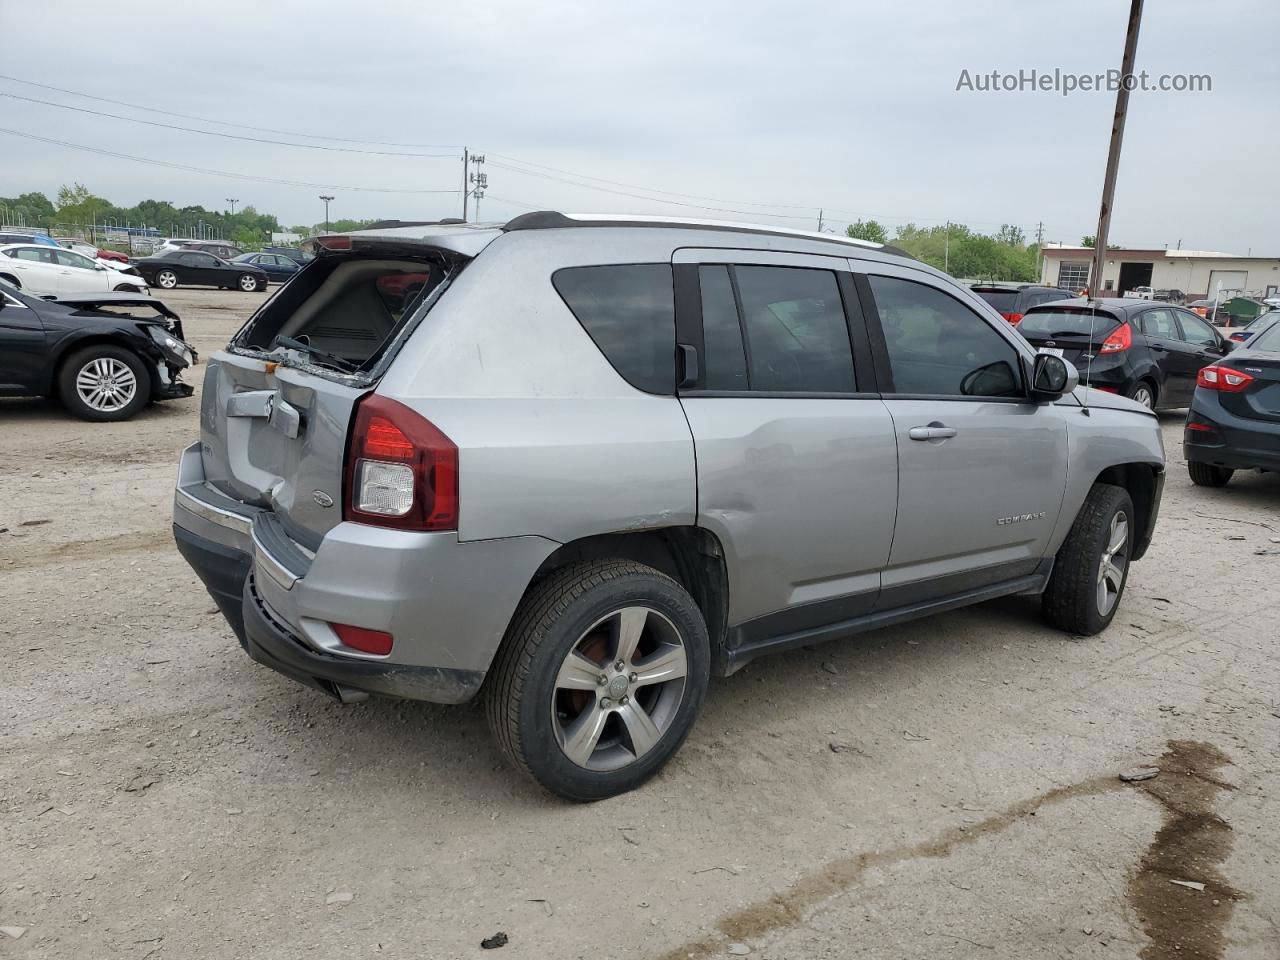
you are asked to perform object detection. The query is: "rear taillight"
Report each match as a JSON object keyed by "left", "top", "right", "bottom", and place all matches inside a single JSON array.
[
  {"left": 345, "top": 394, "right": 458, "bottom": 531},
  {"left": 1230, "top": 332, "right": 1249, "bottom": 342},
  {"left": 314, "top": 235, "right": 352, "bottom": 251},
  {"left": 1197, "top": 365, "right": 1255, "bottom": 392},
  {"left": 331, "top": 623, "right": 394, "bottom": 656},
  {"left": 1186, "top": 421, "right": 1216, "bottom": 433},
  {"left": 1002, "top": 312, "right": 1024, "bottom": 325},
  {"left": 1099, "top": 322, "right": 1133, "bottom": 353}
]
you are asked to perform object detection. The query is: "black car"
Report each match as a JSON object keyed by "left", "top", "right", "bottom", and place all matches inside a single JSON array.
[
  {"left": 971, "top": 283, "right": 1077, "bottom": 325},
  {"left": 1184, "top": 320, "right": 1280, "bottom": 486},
  {"left": 0, "top": 284, "right": 196, "bottom": 421},
  {"left": 232, "top": 252, "right": 301, "bottom": 281},
  {"left": 174, "top": 240, "right": 245, "bottom": 260},
  {"left": 136, "top": 250, "right": 268, "bottom": 292},
  {"left": 1018, "top": 297, "right": 1232, "bottom": 410}
]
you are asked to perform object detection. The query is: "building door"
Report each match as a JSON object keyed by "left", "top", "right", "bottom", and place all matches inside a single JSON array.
[{"left": 1118, "top": 262, "right": 1154, "bottom": 295}]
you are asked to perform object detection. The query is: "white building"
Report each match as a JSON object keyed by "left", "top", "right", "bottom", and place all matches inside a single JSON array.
[{"left": 1039, "top": 244, "right": 1280, "bottom": 301}]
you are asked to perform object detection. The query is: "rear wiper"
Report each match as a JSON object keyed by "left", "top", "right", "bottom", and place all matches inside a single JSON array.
[{"left": 273, "top": 335, "right": 359, "bottom": 373}]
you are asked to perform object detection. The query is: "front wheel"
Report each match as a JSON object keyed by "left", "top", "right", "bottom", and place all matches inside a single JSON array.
[
  {"left": 58, "top": 345, "right": 150, "bottom": 421},
  {"left": 1188, "top": 461, "right": 1233, "bottom": 487},
  {"left": 238, "top": 273, "right": 260, "bottom": 292},
  {"left": 155, "top": 270, "right": 178, "bottom": 289},
  {"left": 1042, "top": 483, "right": 1135, "bottom": 636},
  {"left": 485, "top": 560, "right": 710, "bottom": 801}
]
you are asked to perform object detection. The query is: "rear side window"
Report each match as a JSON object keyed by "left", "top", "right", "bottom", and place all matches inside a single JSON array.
[
  {"left": 698, "top": 265, "right": 748, "bottom": 390},
  {"left": 553, "top": 264, "right": 675, "bottom": 394}
]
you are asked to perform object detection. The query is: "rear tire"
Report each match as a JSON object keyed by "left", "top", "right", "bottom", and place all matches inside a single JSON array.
[
  {"left": 1128, "top": 380, "right": 1156, "bottom": 409},
  {"left": 1188, "top": 461, "right": 1233, "bottom": 487},
  {"left": 485, "top": 560, "right": 710, "bottom": 801},
  {"left": 1042, "top": 483, "right": 1135, "bottom": 636},
  {"left": 58, "top": 344, "right": 150, "bottom": 422}
]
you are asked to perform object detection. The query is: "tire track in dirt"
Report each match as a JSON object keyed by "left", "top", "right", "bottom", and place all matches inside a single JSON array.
[{"left": 0, "top": 528, "right": 172, "bottom": 570}]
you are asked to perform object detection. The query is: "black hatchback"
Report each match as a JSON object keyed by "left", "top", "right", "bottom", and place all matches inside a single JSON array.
[
  {"left": 1184, "top": 320, "right": 1280, "bottom": 486},
  {"left": 1017, "top": 298, "right": 1232, "bottom": 410}
]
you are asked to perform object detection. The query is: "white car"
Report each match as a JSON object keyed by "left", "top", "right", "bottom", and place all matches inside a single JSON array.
[{"left": 0, "top": 243, "right": 149, "bottom": 297}]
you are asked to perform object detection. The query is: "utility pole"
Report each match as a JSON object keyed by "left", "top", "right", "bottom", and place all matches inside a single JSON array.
[
  {"left": 469, "top": 154, "right": 487, "bottom": 220},
  {"left": 461, "top": 147, "right": 469, "bottom": 221},
  {"left": 319, "top": 195, "right": 334, "bottom": 232},
  {"left": 1089, "top": 0, "right": 1144, "bottom": 299},
  {"left": 817, "top": 208, "right": 824, "bottom": 232},
  {"left": 944, "top": 221, "right": 951, "bottom": 273},
  {"left": 1035, "top": 220, "right": 1045, "bottom": 280},
  {"left": 226, "top": 198, "right": 239, "bottom": 215}
]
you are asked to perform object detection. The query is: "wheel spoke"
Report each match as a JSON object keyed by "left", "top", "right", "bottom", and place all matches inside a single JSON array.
[
  {"left": 617, "top": 700, "right": 662, "bottom": 759},
  {"left": 1103, "top": 559, "right": 1125, "bottom": 591},
  {"left": 560, "top": 704, "right": 608, "bottom": 766},
  {"left": 1108, "top": 517, "right": 1128, "bottom": 555},
  {"left": 613, "top": 607, "right": 648, "bottom": 664},
  {"left": 556, "top": 650, "right": 603, "bottom": 692},
  {"left": 632, "top": 644, "right": 687, "bottom": 687}
]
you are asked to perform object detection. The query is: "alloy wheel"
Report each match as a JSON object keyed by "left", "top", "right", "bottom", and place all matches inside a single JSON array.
[
  {"left": 551, "top": 606, "right": 689, "bottom": 771},
  {"left": 75, "top": 357, "right": 138, "bottom": 413},
  {"left": 1131, "top": 385, "right": 1154, "bottom": 409},
  {"left": 1096, "top": 510, "right": 1129, "bottom": 616},
  {"left": 157, "top": 271, "right": 177, "bottom": 289},
  {"left": 239, "top": 274, "right": 258, "bottom": 292}
]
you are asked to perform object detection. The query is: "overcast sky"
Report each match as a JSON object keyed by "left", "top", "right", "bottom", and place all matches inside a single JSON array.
[{"left": 1, "top": 0, "right": 1276, "bottom": 251}]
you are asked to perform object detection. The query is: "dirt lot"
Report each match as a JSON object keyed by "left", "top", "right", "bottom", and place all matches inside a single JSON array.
[{"left": 2, "top": 286, "right": 1278, "bottom": 959}]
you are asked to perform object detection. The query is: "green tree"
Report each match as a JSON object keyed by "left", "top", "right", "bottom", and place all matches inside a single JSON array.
[
  {"left": 996, "top": 224, "right": 1025, "bottom": 246},
  {"left": 845, "top": 219, "right": 888, "bottom": 244}
]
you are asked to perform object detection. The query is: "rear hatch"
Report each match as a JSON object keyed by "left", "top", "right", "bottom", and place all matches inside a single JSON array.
[
  {"left": 971, "top": 286, "right": 1022, "bottom": 323},
  {"left": 1218, "top": 335, "right": 1280, "bottom": 423},
  {"left": 197, "top": 224, "right": 498, "bottom": 548},
  {"left": 1016, "top": 306, "right": 1124, "bottom": 365}
]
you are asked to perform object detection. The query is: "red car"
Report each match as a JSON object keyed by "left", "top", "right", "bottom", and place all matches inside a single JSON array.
[{"left": 97, "top": 249, "right": 129, "bottom": 264}]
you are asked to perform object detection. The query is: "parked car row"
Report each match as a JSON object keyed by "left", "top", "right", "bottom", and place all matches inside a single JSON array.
[{"left": 0, "top": 243, "right": 149, "bottom": 295}]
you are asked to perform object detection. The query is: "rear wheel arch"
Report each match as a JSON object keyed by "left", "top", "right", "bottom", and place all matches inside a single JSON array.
[
  {"left": 524, "top": 527, "right": 730, "bottom": 660},
  {"left": 1093, "top": 462, "right": 1161, "bottom": 559},
  {"left": 0, "top": 273, "right": 20, "bottom": 289}
]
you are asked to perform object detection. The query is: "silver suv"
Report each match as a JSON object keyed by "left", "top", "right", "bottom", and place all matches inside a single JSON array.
[{"left": 172, "top": 213, "right": 1165, "bottom": 800}]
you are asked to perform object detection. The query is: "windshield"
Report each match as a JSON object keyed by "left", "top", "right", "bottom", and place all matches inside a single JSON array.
[
  {"left": 1018, "top": 308, "right": 1121, "bottom": 339},
  {"left": 973, "top": 289, "right": 1019, "bottom": 312}
]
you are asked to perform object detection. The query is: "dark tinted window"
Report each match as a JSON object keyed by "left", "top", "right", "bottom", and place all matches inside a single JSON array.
[
  {"left": 1141, "top": 309, "right": 1178, "bottom": 339},
  {"left": 183, "top": 252, "right": 219, "bottom": 267},
  {"left": 1176, "top": 311, "right": 1218, "bottom": 347},
  {"left": 1019, "top": 308, "right": 1121, "bottom": 338},
  {"left": 553, "top": 264, "right": 675, "bottom": 394},
  {"left": 697, "top": 265, "right": 747, "bottom": 390},
  {"left": 972, "top": 289, "right": 1019, "bottom": 312},
  {"left": 1250, "top": 321, "right": 1280, "bottom": 351},
  {"left": 869, "top": 275, "right": 1022, "bottom": 397},
  {"left": 734, "top": 266, "right": 854, "bottom": 392}
]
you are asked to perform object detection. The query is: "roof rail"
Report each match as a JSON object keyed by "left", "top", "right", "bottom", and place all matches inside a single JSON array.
[
  {"left": 360, "top": 218, "right": 468, "bottom": 230},
  {"left": 502, "top": 210, "right": 913, "bottom": 260}
]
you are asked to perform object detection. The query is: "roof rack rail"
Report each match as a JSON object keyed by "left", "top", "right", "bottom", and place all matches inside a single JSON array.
[
  {"left": 502, "top": 210, "right": 914, "bottom": 260},
  {"left": 360, "top": 218, "right": 468, "bottom": 231}
]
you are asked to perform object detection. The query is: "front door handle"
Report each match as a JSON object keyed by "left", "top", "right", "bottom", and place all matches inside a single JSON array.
[{"left": 908, "top": 423, "right": 958, "bottom": 441}]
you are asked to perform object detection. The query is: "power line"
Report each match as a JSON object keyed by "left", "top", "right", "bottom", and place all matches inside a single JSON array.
[
  {"left": 0, "top": 92, "right": 459, "bottom": 158},
  {"left": 0, "top": 73, "right": 464, "bottom": 150},
  {"left": 0, "top": 127, "right": 462, "bottom": 195}
]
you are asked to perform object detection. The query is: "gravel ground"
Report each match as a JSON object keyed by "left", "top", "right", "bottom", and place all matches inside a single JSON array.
[{"left": 2, "top": 287, "right": 1278, "bottom": 959}]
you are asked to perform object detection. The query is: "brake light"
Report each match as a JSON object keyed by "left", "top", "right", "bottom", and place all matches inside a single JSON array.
[
  {"left": 1002, "top": 312, "right": 1024, "bottom": 325},
  {"left": 314, "top": 235, "right": 352, "bottom": 251},
  {"left": 1197, "top": 365, "right": 1254, "bottom": 392},
  {"left": 345, "top": 394, "right": 458, "bottom": 531},
  {"left": 1230, "top": 332, "right": 1250, "bottom": 342},
  {"left": 1100, "top": 322, "right": 1132, "bottom": 353},
  {"left": 1186, "top": 421, "right": 1216, "bottom": 432},
  {"left": 331, "top": 623, "right": 394, "bottom": 656}
]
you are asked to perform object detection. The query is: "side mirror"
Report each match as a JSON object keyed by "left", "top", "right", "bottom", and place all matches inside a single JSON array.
[{"left": 1030, "top": 353, "right": 1079, "bottom": 402}]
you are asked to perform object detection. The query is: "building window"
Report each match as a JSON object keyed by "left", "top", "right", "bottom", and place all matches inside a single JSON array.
[{"left": 1058, "top": 261, "right": 1090, "bottom": 290}]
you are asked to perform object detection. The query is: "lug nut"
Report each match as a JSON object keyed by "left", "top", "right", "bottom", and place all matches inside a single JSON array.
[
  {"left": 620, "top": 695, "right": 629, "bottom": 705},
  {"left": 629, "top": 673, "right": 638, "bottom": 682},
  {"left": 599, "top": 698, "right": 611, "bottom": 709},
  {"left": 614, "top": 660, "right": 625, "bottom": 671},
  {"left": 598, "top": 674, "right": 608, "bottom": 686}
]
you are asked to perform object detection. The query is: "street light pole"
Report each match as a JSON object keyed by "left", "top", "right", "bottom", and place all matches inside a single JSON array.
[
  {"left": 319, "top": 195, "right": 334, "bottom": 232},
  {"left": 226, "top": 198, "right": 239, "bottom": 215},
  {"left": 1090, "top": 0, "right": 1144, "bottom": 298}
]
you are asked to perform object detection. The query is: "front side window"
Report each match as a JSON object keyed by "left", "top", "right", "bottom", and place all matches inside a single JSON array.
[
  {"left": 733, "top": 265, "right": 855, "bottom": 392},
  {"left": 54, "top": 250, "right": 96, "bottom": 270},
  {"left": 869, "top": 274, "right": 1023, "bottom": 398},
  {"left": 553, "top": 263, "right": 675, "bottom": 394},
  {"left": 1177, "top": 311, "right": 1219, "bottom": 347}
]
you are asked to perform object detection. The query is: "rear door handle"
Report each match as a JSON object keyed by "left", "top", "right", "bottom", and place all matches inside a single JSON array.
[
  {"left": 1150, "top": 343, "right": 1166, "bottom": 352},
  {"left": 908, "top": 424, "right": 957, "bottom": 441}
]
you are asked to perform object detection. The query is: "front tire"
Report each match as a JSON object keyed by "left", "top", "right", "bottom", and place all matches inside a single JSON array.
[
  {"left": 155, "top": 270, "right": 178, "bottom": 289},
  {"left": 1042, "top": 483, "right": 1135, "bottom": 636},
  {"left": 238, "top": 273, "right": 259, "bottom": 292},
  {"left": 485, "top": 560, "right": 710, "bottom": 801},
  {"left": 58, "top": 345, "right": 150, "bottom": 422},
  {"left": 1188, "top": 461, "right": 1233, "bottom": 487}
]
